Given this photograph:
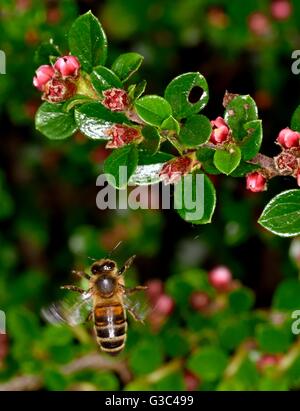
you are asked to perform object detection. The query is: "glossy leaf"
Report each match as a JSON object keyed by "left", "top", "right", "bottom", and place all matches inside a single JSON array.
[
  {"left": 164, "top": 72, "right": 209, "bottom": 119},
  {"left": 174, "top": 172, "right": 216, "bottom": 224},
  {"left": 224, "top": 95, "right": 258, "bottom": 140},
  {"left": 161, "top": 116, "right": 180, "bottom": 135},
  {"left": 134, "top": 95, "right": 172, "bottom": 127},
  {"left": 179, "top": 114, "right": 212, "bottom": 147},
  {"left": 111, "top": 52, "right": 144, "bottom": 82},
  {"left": 104, "top": 145, "right": 138, "bottom": 189},
  {"left": 213, "top": 145, "right": 241, "bottom": 175},
  {"left": 74, "top": 102, "right": 129, "bottom": 140},
  {"left": 240, "top": 120, "right": 263, "bottom": 161},
  {"left": 91, "top": 66, "right": 123, "bottom": 93},
  {"left": 129, "top": 151, "right": 174, "bottom": 185},
  {"left": 141, "top": 125, "right": 160, "bottom": 154},
  {"left": 68, "top": 11, "right": 107, "bottom": 73},
  {"left": 258, "top": 190, "right": 300, "bottom": 237},
  {"left": 291, "top": 105, "right": 300, "bottom": 132},
  {"left": 187, "top": 347, "right": 228, "bottom": 382},
  {"left": 35, "top": 103, "right": 77, "bottom": 140}
]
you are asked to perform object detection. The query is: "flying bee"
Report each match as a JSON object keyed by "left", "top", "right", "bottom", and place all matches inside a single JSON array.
[{"left": 42, "top": 255, "right": 148, "bottom": 355}]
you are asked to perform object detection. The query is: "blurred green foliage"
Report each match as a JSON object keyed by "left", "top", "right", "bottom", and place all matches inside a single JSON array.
[{"left": 0, "top": 0, "right": 300, "bottom": 391}]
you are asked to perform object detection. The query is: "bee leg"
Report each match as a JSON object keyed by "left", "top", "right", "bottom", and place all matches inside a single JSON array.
[
  {"left": 60, "top": 285, "right": 85, "bottom": 294},
  {"left": 72, "top": 270, "right": 91, "bottom": 280},
  {"left": 124, "top": 285, "right": 148, "bottom": 295},
  {"left": 118, "top": 255, "right": 136, "bottom": 276},
  {"left": 85, "top": 310, "right": 93, "bottom": 322},
  {"left": 127, "top": 307, "right": 144, "bottom": 323}
]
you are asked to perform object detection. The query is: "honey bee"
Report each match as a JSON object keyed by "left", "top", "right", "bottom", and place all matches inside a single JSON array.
[{"left": 42, "top": 256, "right": 147, "bottom": 355}]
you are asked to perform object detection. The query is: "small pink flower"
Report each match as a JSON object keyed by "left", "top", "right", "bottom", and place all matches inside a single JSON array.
[
  {"left": 210, "top": 116, "right": 230, "bottom": 144},
  {"left": 271, "top": 0, "right": 292, "bottom": 21},
  {"left": 159, "top": 156, "right": 198, "bottom": 185},
  {"left": 246, "top": 172, "right": 267, "bottom": 193},
  {"left": 146, "top": 279, "right": 164, "bottom": 303},
  {"left": 208, "top": 266, "right": 232, "bottom": 290},
  {"left": 189, "top": 291, "right": 210, "bottom": 312},
  {"left": 33, "top": 65, "right": 55, "bottom": 91},
  {"left": 42, "top": 77, "right": 77, "bottom": 103},
  {"left": 257, "top": 355, "right": 280, "bottom": 371},
  {"left": 248, "top": 12, "right": 271, "bottom": 36},
  {"left": 102, "top": 88, "right": 129, "bottom": 112},
  {"left": 275, "top": 152, "right": 298, "bottom": 174},
  {"left": 154, "top": 294, "right": 175, "bottom": 316},
  {"left": 277, "top": 127, "right": 300, "bottom": 149},
  {"left": 105, "top": 124, "right": 142, "bottom": 149},
  {"left": 184, "top": 370, "right": 200, "bottom": 391},
  {"left": 54, "top": 55, "right": 80, "bottom": 78}
]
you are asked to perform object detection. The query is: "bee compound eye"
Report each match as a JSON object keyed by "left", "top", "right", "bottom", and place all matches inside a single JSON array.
[{"left": 104, "top": 262, "right": 115, "bottom": 270}]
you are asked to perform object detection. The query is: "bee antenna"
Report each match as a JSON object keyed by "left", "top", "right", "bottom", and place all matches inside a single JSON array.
[
  {"left": 107, "top": 241, "right": 123, "bottom": 258},
  {"left": 87, "top": 256, "right": 97, "bottom": 262}
]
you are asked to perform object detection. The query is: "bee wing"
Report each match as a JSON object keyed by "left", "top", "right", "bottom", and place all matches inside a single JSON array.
[
  {"left": 123, "top": 292, "right": 150, "bottom": 322},
  {"left": 41, "top": 291, "right": 93, "bottom": 326}
]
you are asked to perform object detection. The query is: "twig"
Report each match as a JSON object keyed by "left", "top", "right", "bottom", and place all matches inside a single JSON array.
[{"left": 0, "top": 352, "right": 131, "bottom": 391}]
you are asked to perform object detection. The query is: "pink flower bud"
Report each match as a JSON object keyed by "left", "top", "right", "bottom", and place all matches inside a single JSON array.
[
  {"left": 105, "top": 124, "right": 142, "bottom": 149},
  {"left": 277, "top": 127, "right": 300, "bottom": 149},
  {"left": 184, "top": 370, "right": 200, "bottom": 391},
  {"left": 33, "top": 65, "right": 55, "bottom": 91},
  {"left": 54, "top": 55, "right": 80, "bottom": 78},
  {"left": 159, "top": 156, "right": 199, "bottom": 185},
  {"left": 257, "top": 354, "right": 280, "bottom": 371},
  {"left": 189, "top": 291, "right": 210, "bottom": 311},
  {"left": 248, "top": 12, "right": 271, "bottom": 36},
  {"left": 210, "top": 116, "right": 230, "bottom": 144},
  {"left": 208, "top": 266, "right": 232, "bottom": 290},
  {"left": 42, "top": 77, "right": 77, "bottom": 103},
  {"left": 271, "top": 0, "right": 292, "bottom": 21},
  {"left": 297, "top": 169, "right": 300, "bottom": 187},
  {"left": 102, "top": 88, "right": 129, "bottom": 112},
  {"left": 246, "top": 172, "right": 267, "bottom": 193},
  {"left": 154, "top": 294, "right": 175, "bottom": 316},
  {"left": 146, "top": 279, "right": 164, "bottom": 303}
]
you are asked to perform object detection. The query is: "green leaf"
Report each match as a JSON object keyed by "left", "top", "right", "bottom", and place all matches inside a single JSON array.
[
  {"left": 111, "top": 52, "right": 144, "bottom": 82},
  {"left": 187, "top": 347, "right": 228, "bottom": 382},
  {"left": 224, "top": 95, "right": 258, "bottom": 140},
  {"left": 141, "top": 125, "right": 160, "bottom": 154},
  {"left": 63, "top": 95, "right": 93, "bottom": 112},
  {"left": 104, "top": 145, "right": 138, "bottom": 189},
  {"left": 230, "top": 161, "right": 260, "bottom": 177},
  {"left": 128, "top": 80, "right": 147, "bottom": 101},
  {"left": 35, "top": 103, "right": 77, "bottom": 140},
  {"left": 135, "top": 95, "right": 172, "bottom": 127},
  {"left": 256, "top": 324, "right": 292, "bottom": 354},
  {"left": 258, "top": 190, "right": 300, "bottom": 237},
  {"left": 213, "top": 145, "right": 241, "bottom": 175},
  {"left": 240, "top": 120, "right": 263, "bottom": 161},
  {"left": 91, "top": 66, "right": 123, "bottom": 93},
  {"left": 161, "top": 116, "right": 180, "bottom": 135},
  {"left": 219, "top": 320, "right": 250, "bottom": 350},
  {"left": 174, "top": 172, "right": 216, "bottom": 224},
  {"left": 228, "top": 288, "right": 255, "bottom": 313},
  {"left": 164, "top": 72, "right": 209, "bottom": 119},
  {"left": 129, "top": 337, "right": 163, "bottom": 376},
  {"left": 179, "top": 114, "right": 212, "bottom": 147},
  {"left": 291, "top": 105, "right": 300, "bottom": 132},
  {"left": 34, "top": 41, "right": 60, "bottom": 66},
  {"left": 129, "top": 151, "right": 174, "bottom": 186},
  {"left": 272, "top": 279, "right": 300, "bottom": 311},
  {"left": 68, "top": 11, "right": 107, "bottom": 73},
  {"left": 74, "top": 102, "right": 129, "bottom": 140}
]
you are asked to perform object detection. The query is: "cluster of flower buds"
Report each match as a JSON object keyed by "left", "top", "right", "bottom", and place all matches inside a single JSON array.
[
  {"left": 105, "top": 124, "right": 142, "bottom": 149},
  {"left": 209, "top": 117, "right": 230, "bottom": 144},
  {"left": 33, "top": 55, "right": 80, "bottom": 103},
  {"left": 275, "top": 127, "right": 300, "bottom": 185},
  {"left": 102, "top": 88, "right": 129, "bottom": 112},
  {"left": 159, "top": 155, "right": 200, "bottom": 185},
  {"left": 208, "top": 265, "right": 233, "bottom": 291}
]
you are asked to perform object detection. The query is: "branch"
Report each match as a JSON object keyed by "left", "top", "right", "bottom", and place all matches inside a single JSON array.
[{"left": 0, "top": 352, "right": 131, "bottom": 391}]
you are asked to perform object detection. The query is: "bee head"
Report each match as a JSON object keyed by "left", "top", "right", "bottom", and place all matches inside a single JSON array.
[{"left": 91, "top": 259, "right": 116, "bottom": 275}]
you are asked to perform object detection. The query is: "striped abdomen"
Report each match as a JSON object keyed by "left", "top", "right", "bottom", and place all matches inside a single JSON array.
[{"left": 94, "top": 302, "right": 127, "bottom": 355}]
